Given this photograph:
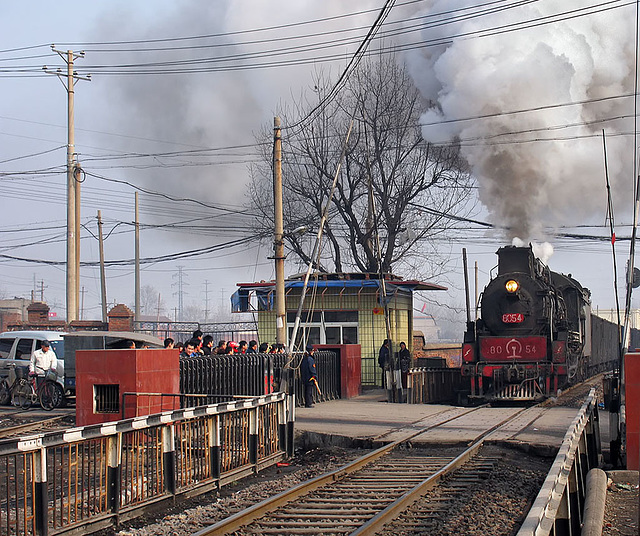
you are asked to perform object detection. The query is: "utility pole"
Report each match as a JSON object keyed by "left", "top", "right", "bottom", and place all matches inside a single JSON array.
[
  {"left": 273, "top": 117, "right": 286, "bottom": 345},
  {"left": 39, "top": 280, "right": 46, "bottom": 302},
  {"left": 203, "top": 280, "right": 210, "bottom": 323},
  {"left": 97, "top": 211, "right": 108, "bottom": 323},
  {"left": 44, "top": 47, "right": 90, "bottom": 323},
  {"left": 80, "top": 286, "right": 86, "bottom": 320},
  {"left": 134, "top": 192, "right": 140, "bottom": 323},
  {"left": 172, "top": 266, "right": 187, "bottom": 321},
  {"left": 74, "top": 163, "right": 82, "bottom": 316}
]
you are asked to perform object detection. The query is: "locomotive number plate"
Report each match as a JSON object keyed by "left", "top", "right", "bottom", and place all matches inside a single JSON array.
[
  {"left": 479, "top": 336, "right": 547, "bottom": 361},
  {"left": 502, "top": 313, "right": 524, "bottom": 323}
]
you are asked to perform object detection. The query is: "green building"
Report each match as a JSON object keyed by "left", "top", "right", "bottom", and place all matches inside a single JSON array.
[{"left": 232, "top": 273, "right": 446, "bottom": 386}]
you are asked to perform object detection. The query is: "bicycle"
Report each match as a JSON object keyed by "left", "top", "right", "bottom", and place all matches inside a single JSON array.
[
  {"left": 0, "top": 363, "right": 29, "bottom": 406},
  {"left": 11, "top": 365, "right": 63, "bottom": 411}
]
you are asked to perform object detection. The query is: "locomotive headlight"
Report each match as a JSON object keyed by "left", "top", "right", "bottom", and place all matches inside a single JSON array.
[{"left": 505, "top": 279, "right": 519, "bottom": 293}]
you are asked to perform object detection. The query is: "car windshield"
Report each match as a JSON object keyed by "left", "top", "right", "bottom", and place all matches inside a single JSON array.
[{"left": 50, "top": 340, "right": 64, "bottom": 359}]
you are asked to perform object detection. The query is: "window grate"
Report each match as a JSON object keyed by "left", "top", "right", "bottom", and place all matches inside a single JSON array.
[{"left": 94, "top": 384, "right": 120, "bottom": 413}]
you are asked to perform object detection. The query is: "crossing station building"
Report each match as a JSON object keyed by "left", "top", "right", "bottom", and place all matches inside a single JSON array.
[{"left": 232, "top": 273, "right": 446, "bottom": 386}]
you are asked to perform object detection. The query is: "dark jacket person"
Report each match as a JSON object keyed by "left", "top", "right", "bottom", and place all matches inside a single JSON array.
[{"left": 300, "top": 344, "right": 318, "bottom": 408}]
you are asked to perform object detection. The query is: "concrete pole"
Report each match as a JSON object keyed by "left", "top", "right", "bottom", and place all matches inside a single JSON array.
[
  {"left": 97, "top": 211, "right": 107, "bottom": 323},
  {"left": 75, "top": 163, "right": 81, "bottom": 318},
  {"left": 273, "top": 117, "right": 286, "bottom": 345},
  {"left": 135, "top": 192, "right": 140, "bottom": 323},
  {"left": 66, "top": 50, "right": 77, "bottom": 323}
]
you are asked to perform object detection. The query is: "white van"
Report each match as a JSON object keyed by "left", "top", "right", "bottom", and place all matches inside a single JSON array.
[{"left": 0, "top": 330, "right": 66, "bottom": 391}]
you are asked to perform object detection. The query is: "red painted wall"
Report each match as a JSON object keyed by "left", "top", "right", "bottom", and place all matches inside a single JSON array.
[
  {"left": 317, "top": 344, "right": 361, "bottom": 399},
  {"left": 76, "top": 348, "right": 180, "bottom": 426},
  {"left": 625, "top": 352, "right": 640, "bottom": 470}
]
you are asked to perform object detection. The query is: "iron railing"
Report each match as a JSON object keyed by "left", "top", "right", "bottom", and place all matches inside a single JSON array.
[
  {"left": 408, "top": 367, "right": 465, "bottom": 404},
  {"left": 517, "top": 388, "right": 601, "bottom": 535},
  {"left": 133, "top": 320, "right": 257, "bottom": 345},
  {"left": 0, "top": 393, "right": 286, "bottom": 536},
  {"left": 180, "top": 351, "right": 341, "bottom": 406}
]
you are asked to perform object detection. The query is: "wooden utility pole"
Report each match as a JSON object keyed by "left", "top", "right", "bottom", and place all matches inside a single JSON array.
[
  {"left": 273, "top": 117, "right": 286, "bottom": 345},
  {"left": 97, "top": 210, "right": 107, "bottom": 323},
  {"left": 135, "top": 192, "right": 140, "bottom": 323}
]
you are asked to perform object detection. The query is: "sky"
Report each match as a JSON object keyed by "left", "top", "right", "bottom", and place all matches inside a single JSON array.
[{"left": 1, "top": 0, "right": 639, "bottom": 334}]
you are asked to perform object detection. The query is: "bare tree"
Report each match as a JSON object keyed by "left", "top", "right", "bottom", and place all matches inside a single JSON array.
[
  {"left": 139, "top": 285, "right": 165, "bottom": 317},
  {"left": 249, "top": 52, "right": 473, "bottom": 278}
]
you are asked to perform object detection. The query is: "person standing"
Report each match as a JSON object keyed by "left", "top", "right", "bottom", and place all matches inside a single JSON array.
[
  {"left": 246, "top": 340, "right": 258, "bottom": 354},
  {"left": 378, "top": 339, "right": 391, "bottom": 387},
  {"left": 29, "top": 340, "right": 58, "bottom": 378},
  {"left": 180, "top": 340, "right": 197, "bottom": 358},
  {"left": 300, "top": 344, "right": 318, "bottom": 408},
  {"left": 202, "top": 335, "right": 214, "bottom": 356},
  {"left": 398, "top": 341, "right": 411, "bottom": 401}
]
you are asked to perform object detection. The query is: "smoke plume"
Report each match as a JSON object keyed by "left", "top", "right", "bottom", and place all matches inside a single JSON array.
[{"left": 406, "top": 0, "right": 636, "bottom": 241}]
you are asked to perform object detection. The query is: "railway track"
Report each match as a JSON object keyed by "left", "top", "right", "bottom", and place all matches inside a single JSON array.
[
  {"left": 193, "top": 405, "right": 539, "bottom": 536},
  {"left": 0, "top": 406, "right": 75, "bottom": 439}
]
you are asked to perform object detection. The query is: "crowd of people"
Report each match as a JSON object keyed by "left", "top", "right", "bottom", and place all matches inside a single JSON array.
[{"left": 163, "top": 330, "right": 291, "bottom": 358}]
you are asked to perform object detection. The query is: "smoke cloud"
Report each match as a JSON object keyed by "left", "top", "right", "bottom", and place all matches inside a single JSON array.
[
  {"left": 406, "top": 0, "right": 636, "bottom": 241},
  {"left": 92, "top": 0, "right": 383, "bottom": 208}
]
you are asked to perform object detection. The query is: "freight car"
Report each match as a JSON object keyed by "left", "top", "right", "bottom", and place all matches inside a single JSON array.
[{"left": 462, "top": 245, "right": 620, "bottom": 403}]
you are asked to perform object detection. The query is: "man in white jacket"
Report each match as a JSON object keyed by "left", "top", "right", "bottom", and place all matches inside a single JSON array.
[{"left": 29, "top": 340, "right": 57, "bottom": 377}]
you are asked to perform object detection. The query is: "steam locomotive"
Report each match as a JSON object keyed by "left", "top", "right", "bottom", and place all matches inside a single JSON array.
[{"left": 462, "top": 245, "right": 599, "bottom": 403}]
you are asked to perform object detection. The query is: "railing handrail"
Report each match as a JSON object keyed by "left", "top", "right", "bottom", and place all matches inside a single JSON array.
[
  {"left": 0, "top": 391, "right": 286, "bottom": 456},
  {"left": 517, "top": 388, "right": 599, "bottom": 535}
]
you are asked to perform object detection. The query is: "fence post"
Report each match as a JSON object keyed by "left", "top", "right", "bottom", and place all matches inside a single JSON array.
[
  {"left": 162, "top": 425, "right": 176, "bottom": 495},
  {"left": 107, "top": 433, "right": 122, "bottom": 517},
  {"left": 34, "top": 447, "right": 48, "bottom": 536},
  {"left": 286, "top": 368, "right": 295, "bottom": 457},
  {"left": 209, "top": 414, "right": 221, "bottom": 481},
  {"left": 249, "top": 407, "right": 258, "bottom": 466},
  {"left": 278, "top": 396, "right": 287, "bottom": 452}
]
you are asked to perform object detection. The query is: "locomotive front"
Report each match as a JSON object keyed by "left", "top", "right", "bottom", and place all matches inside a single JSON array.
[{"left": 462, "top": 246, "right": 573, "bottom": 402}]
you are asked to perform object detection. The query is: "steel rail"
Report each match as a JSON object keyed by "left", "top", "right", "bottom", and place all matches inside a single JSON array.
[
  {"left": 351, "top": 405, "right": 534, "bottom": 535},
  {"left": 193, "top": 403, "right": 534, "bottom": 536},
  {"left": 0, "top": 415, "right": 67, "bottom": 440}
]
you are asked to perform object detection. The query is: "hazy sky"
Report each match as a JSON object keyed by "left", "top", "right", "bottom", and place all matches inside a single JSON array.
[{"left": 1, "top": 0, "right": 638, "bottom": 329}]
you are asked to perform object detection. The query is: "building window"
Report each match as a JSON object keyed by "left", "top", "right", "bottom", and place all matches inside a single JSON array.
[
  {"left": 94, "top": 384, "right": 120, "bottom": 413},
  {"left": 287, "top": 310, "right": 359, "bottom": 347}
]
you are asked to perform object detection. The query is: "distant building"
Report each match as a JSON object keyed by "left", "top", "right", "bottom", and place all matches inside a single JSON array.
[
  {"left": 0, "top": 298, "right": 34, "bottom": 332},
  {"left": 593, "top": 308, "right": 640, "bottom": 329},
  {"left": 232, "top": 272, "right": 446, "bottom": 387}
]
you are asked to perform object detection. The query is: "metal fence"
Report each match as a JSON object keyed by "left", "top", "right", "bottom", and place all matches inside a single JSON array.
[
  {"left": 180, "top": 351, "right": 341, "bottom": 406},
  {"left": 133, "top": 320, "right": 258, "bottom": 345},
  {"left": 408, "top": 368, "right": 466, "bottom": 404},
  {"left": 0, "top": 393, "right": 286, "bottom": 536},
  {"left": 517, "top": 388, "right": 601, "bottom": 535}
]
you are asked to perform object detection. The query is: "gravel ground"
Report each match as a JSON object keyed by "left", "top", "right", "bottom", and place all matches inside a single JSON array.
[
  {"left": 104, "top": 444, "right": 552, "bottom": 536},
  {"left": 99, "top": 446, "right": 366, "bottom": 536},
  {"left": 379, "top": 445, "right": 550, "bottom": 536},
  {"left": 603, "top": 474, "right": 639, "bottom": 536}
]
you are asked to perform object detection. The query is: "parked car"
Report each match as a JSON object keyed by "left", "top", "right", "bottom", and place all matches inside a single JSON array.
[{"left": 0, "top": 330, "right": 66, "bottom": 393}]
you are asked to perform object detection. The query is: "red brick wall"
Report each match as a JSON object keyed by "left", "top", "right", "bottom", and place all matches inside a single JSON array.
[{"left": 107, "top": 304, "right": 134, "bottom": 332}]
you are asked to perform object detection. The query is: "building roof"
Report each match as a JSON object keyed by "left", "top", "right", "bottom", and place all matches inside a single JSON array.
[
  {"left": 232, "top": 273, "right": 446, "bottom": 313},
  {"left": 237, "top": 273, "right": 447, "bottom": 292}
]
